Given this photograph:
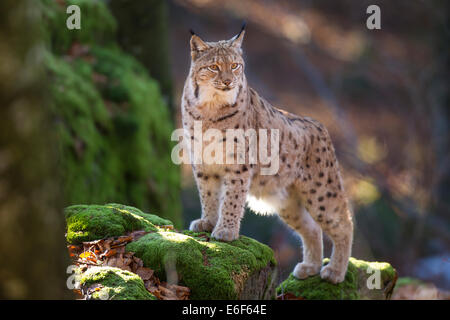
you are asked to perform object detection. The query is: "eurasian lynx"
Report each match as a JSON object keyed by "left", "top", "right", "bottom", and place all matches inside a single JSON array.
[{"left": 181, "top": 26, "right": 353, "bottom": 284}]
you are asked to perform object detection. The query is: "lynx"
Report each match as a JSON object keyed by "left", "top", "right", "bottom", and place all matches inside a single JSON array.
[{"left": 181, "top": 25, "right": 353, "bottom": 284}]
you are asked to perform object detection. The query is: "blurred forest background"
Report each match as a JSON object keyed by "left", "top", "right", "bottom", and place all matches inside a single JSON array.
[{"left": 0, "top": 0, "right": 448, "bottom": 299}]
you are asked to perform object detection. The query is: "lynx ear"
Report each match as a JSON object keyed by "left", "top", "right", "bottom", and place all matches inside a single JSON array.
[
  {"left": 230, "top": 23, "right": 246, "bottom": 49},
  {"left": 190, "top": 31, "right": 209, "bottom": 59}
]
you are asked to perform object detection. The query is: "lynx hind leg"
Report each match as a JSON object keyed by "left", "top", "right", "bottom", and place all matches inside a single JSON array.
[
  {"left": 279, "top": 198, "right": 323, "bottom": 279},
  {"left": 319, "top": 211, "right": 353, "bottom": 284},
  {"left": 306, "top": 196, "right": 353, "bottom": 284}
]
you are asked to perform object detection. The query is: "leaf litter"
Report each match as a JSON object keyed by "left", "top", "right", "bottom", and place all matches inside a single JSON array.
[{"left": 68, "top": 229, "right": 190, "bottom": 300}]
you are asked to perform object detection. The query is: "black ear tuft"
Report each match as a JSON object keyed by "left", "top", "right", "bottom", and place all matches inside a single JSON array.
[
  {"left": 229, "top": 22, "right": 246, "bottom": 48},
  {"left": 238, "top": 22, "right": 247, "bottom": 36},
  {"left": 189, "top": 29, "right": 196, "bottom": 36},
  {"left": 241, "top": 22, "right": 247, "bottom": 32}
]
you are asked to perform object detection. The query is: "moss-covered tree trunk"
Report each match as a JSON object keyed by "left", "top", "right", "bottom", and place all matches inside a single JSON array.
[
  {"left": 0, "top": 0, "right": 69, "bottom": 299},
  {"left": 109, "top": 0, "right": 174, "bottom": 113},
  {"left": 41, "top": 0, "right": 182, "bottom": 228}
]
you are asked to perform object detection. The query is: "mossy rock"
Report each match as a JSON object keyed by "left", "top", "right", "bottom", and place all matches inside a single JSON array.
[
  {"left": 126, "top": 230, "right": 277, "bottom": 300},
  {"left": 80, "top": 266, "right": 156, "bottom": 300},
  {"left": 40, "top": 0, "right": 117, "bottom": 54},
  {"left": 65, "top": 203, "right": 173, "bottom": 244},
  {"left": 277, "top": 258, "right": 397, "bottom": 300},
  {"left": 42, "top": 0, "right": 182, "bottom": 227}
]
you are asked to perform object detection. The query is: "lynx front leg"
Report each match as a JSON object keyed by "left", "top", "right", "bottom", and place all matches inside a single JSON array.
[
  {"left": 190, "top": 170, "right": 222, "bottom": 232},
  {"left": 212, "top": 173, "right": 250, "bottom": 241}
]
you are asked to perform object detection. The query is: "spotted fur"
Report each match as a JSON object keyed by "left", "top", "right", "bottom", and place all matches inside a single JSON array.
[{"left": 181, "top": 28, "right": 353, "bottom": 284}]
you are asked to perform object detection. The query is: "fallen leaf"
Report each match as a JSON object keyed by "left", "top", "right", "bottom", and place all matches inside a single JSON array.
[
  {"left": 68, "top": 230, "right": 192, "bottom": 300},
  {"left": 113, "top": 236, "right": 132, "bottom": 245},
  {"left": 160, "top": 285, "right": 181, "bottom": 300},
  {"left": 79, "top": 251, "right": 95, "bottom": 260},
  {"left": 100, "top": 249, "right": 117, "bottom": 259},
  {"left": 136, "top": 268, "right": 154, "bottom": 281}
]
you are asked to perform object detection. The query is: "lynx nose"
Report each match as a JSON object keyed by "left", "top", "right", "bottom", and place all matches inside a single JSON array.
[{"left": 222, "top": 79, "right": 232, "bottom": 86}]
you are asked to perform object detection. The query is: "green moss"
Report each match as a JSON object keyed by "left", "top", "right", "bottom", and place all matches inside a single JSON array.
[
  {"left": 65, "top": 204, "right": 173, "bottom": 244},
  {"left": 46, "top": 51, "right": 121, "bottom": 205},
  {"left": 351, "top": 258, "right": 397, "bottom": 285},
  {"left": 80, "top": 266, "right": 156, "bottom": 300},
  {"left": 126, "top": 231, "right": 276, "bottom": 300},
  {"left": 106, "top": 203, "right": 173, "bottom": 227},
  {"left": 110, "top": 0, "right": 174, "bottom": 110},
  {"left": 277, "top": 258, "right": 397, "bottom": 300},
  {"left": 65, "top": 204, "right": 276, "bottom": 299},
  {"left": 395, "top": 277, "right": 424, "bottom": 288},
  {"left": 42, "top": 0, "right": 182, "bottom": 226},
  {"left": 278, "top": 259, "right": 358, "bottom": 300},
  {"left": 40, "top": 0, "right": 117, "bottom": 54}
]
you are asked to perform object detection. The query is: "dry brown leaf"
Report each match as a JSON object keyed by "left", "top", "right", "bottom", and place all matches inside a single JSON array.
[
  {"left": 150, "top": 288, "right": 162, "bottom": 300},
  {"left": 122, "top": 266, "right": 132, "bottom": 272},
  {"left": 158, "top": 286, "right": 179, "bottom": 300},
  {"left": 169, "top": 284, "right": 190, "bottom": 294},
  {"left": 73, "top": 289, "right": 84, "bottom": 299},
  {"left": 105, "top": 256, "right": 117, "bottom": 267},
  {"left": 100, "top": 248, "right": 117, "bottom": 259},
  {"left": 113, "top": 235, "right": 133, "bottom": 245},
  {"left": 144, "top": 280, "right": 157, "bottom": 291},
  {"left": 129, "top": 230, "right": 151, "bottom": 241},
  {"left": 132, "top": 256, "right": 143, "bottom": 267},
  {"left": 136, "top": 267, "right": 154, "bottom": 281},
  {"left": 68, "top": 230, "right": 192, "bottom": 300},
  {"left": 79, "top": 251, "right": 98, "bottom": 264}
]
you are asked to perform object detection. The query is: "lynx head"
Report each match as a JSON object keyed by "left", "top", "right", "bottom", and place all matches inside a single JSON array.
[{"left": 189, "top": 25, "right": 246, "bottom": 106}]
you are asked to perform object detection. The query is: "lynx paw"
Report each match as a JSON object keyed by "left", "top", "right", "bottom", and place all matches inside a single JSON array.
[
  {"left": 189, "top": 219, "right": 214, "bottom": 232},
  {"left": 293, "top": 262, "right": 321, "bottom": 279},
  {"left": 320, "top": 264, "right": 346, "bottom": 284},
  {"left": 211, "top": 227, "right": 239, "bottom": 242}
]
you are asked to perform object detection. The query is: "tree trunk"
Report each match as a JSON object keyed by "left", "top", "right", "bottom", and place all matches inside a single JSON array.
[
  {"left": 110, "top": 0, "right": 174, "bottom": 113},
  {"left": 0, "top": 0, "right": 70, "bottom": 299}
]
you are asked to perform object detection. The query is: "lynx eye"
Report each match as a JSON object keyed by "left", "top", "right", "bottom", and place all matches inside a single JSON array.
[
  {"left": 231, "top": 63, "right": 239, "bottom": 69},
  {"left": 208, "top": 64, "right": 219, "bottom": 71}
]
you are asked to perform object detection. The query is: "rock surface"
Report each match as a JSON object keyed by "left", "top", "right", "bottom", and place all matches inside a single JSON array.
[
  {"left": 79, "top": 266, "right": 156, "bottom": 300},
  {"left": 65, "top": 204, "right": 277, "bottom": 300},
  {"left": 66, "top": 204, "right": 398, "bottom": 300},
  {"left": 127, "top": 230, "right": 277, "bottom": 299},
  {"left": 65, "top": 203, "right": 172, "bottom": 244},
  {"left": 277, "top": 258, "right": 397, "bottom": 300}
]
